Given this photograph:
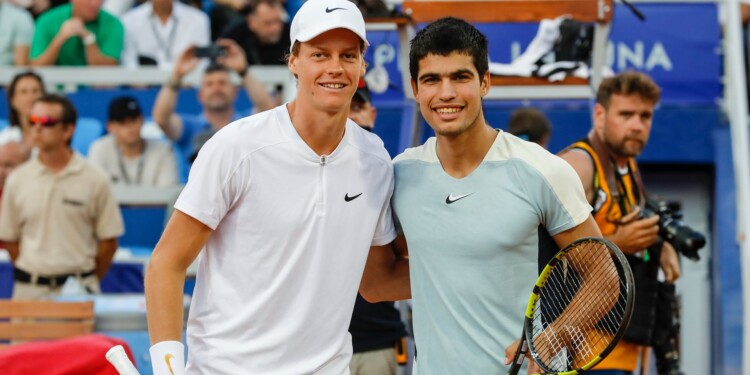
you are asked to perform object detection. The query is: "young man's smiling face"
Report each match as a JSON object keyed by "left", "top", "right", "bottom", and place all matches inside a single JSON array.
[
  {"left": 411, "top": 52, "right": 489, "bottom": 138},
  {"left": 288, "top": 28, "right": 365, "bottom": 115}
]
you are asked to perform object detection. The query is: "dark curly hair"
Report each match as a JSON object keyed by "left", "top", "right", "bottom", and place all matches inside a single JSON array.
[{"left": 408, "top": 17, "right": 489, "bottom": 83}]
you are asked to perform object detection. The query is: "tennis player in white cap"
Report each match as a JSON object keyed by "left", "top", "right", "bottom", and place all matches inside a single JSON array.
[{"left": 144, "top": 0, "right": 409, "bottom": 373}]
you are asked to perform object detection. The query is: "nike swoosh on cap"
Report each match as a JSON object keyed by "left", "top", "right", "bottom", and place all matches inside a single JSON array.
[
  {"left": 325, "top": 7, "right": 346, "bottom": 12},
  {"left": 445, "top": 193, "right": 474, "bottom": 204}
]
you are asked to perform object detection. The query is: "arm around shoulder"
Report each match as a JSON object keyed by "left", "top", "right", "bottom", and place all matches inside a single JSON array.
[{"left": 360, "top": 234, "right": 411, "bottom": 303}]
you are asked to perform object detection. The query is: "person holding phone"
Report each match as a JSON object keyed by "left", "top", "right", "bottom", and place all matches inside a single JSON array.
[
  {"left": 121, "top": 0, "right": 210, "bottom": 69},
  {"left": 151, "top": 38, "right": 275, "bottom": 178},
  {"left": 145, "top": 0, "right": 405, "bottom": 374}
]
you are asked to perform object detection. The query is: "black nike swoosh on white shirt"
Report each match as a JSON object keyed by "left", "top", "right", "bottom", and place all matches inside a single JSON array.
[{"left": 345, "top": 193, "right": 363, "bottom": 202}]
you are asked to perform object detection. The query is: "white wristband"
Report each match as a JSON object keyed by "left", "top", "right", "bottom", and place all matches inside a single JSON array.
[
  {"left": 150, "top": 341, "right": 186, "bottom": 375},
  {"left": 82, "top": 32, "right": 96, "bottom": 46}
]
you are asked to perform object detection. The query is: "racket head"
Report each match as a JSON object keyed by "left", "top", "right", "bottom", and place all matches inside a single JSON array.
[{"left": 524, "top": 237, "right": 634, "bottom": 374}]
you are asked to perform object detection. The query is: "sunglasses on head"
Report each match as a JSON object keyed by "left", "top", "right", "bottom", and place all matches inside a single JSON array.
[{"left": 28, "top": 115, "right": 62, "bottom": 127}]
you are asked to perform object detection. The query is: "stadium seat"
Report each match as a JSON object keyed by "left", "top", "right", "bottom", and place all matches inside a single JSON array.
[{"left": 73, "top": 117, "right": 104, "bottom": 157}]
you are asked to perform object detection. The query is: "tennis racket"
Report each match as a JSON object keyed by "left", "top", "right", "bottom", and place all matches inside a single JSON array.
[
  {"left": 507, "top": 237, "right": 635, "bottom": 375},
  {"left": 106, "top": 345, "right": 141, "bottom": 375}
]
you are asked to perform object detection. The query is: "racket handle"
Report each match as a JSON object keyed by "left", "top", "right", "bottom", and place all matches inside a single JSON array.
[
  {"left": 106, "top": 345, "right": 141, "bottom": 375},
  {"left": 507, "top": 332, "right": 529, "bottom": 375}
]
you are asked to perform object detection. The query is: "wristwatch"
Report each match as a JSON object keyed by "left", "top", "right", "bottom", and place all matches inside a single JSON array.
[{"left": 82, "top": 32, "right": 96, "bottom": 46}]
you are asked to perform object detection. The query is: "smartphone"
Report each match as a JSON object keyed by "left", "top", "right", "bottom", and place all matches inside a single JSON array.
[{"left": 194, "top": 45, "right": 227, "bottom": 59}]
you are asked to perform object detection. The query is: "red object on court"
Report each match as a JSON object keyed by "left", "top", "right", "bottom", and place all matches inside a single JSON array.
[{"left": 0, "top": 334, "right": 136, "bottom": 375}]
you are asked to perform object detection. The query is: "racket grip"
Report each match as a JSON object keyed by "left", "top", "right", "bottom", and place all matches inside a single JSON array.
[
  {"left": 507, "top": 335, "right": 529, "bottom": 375},
  {"left": 106, "top": 345, "right": 141, "bottom": 375}
]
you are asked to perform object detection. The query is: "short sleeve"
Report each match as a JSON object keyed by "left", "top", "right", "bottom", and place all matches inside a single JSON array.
[
  {"left": 196, "top": 12, "right": 210, "bottom": 47},
  {"left": 0, "top": 173, "right": 22, "bottom": 242},
  {"left": 174, "top": 130, "right": 249, "bottom": 230},
  {"left": 120, "top": 21, "right": 138, "bottom": 67},
  {"left": 14, "top": 9, "right": 35, "bottom": 45},
  {"left": 94, "top": 176, "right": 125, "bottom": 239},
  {"left": 535, "top": 156, "right": 592, "bottom": 236},
  {"left": 30, "top": 14, "right": 55, "bottom": 59},
  {"left": 96, "top": 11, "right": 125, "bottom": 60},
  {"left": 370, "top": 165, "right": 397, "bottom": 246}
]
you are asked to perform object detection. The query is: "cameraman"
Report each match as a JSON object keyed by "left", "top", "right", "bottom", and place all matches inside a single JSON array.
[{"left": 558, "top": 71, "right": 681, "bottom": 375}]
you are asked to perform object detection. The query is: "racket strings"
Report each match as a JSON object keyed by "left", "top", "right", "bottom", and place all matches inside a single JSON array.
[{"left": 529, "top": 240, "right": 630, "bottom": 371}]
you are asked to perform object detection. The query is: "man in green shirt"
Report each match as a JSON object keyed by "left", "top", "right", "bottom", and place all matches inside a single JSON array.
[{"left": 30, "top": 0, "right": 124, "bottom": 66}]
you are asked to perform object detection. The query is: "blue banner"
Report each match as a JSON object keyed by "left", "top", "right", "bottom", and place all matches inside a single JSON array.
[{"left": 365, "top": 3, "right": 721, "bottom": 105}]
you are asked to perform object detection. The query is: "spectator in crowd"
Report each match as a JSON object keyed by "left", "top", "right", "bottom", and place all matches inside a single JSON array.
[
  {"left": 0, "top": 94, "right": 124, "bottom": 300},
  {"left": 208, "top": 0, "right": 248, "bottom": 41},
  {"left": 348, "top": 77, "right": 408, "bottom": 375},
  {"left": 558, "top": 71, "right": 680, "bottom": 375},
  {"left": 0, "top": 141, "right": 31, "bottom": 196},
  {"left": 145, "top": 0, "right": 404, "bottom": 373},
  {"left": 103, "top": 0, "right": 137, "bottom": 17},
  {"left": 121, "top": 0, "right": 210, "bottom": 69},
  {"left": 221, "top": 0, "right": 290, "bottom": 65},
  {"left": 361, "top": 17, "right": 600, "bottom": 374},
  {"left": 152, "top": 38, "right": 275, "bottom": 170},
  {"left": 7, "top": 0, "right": 51, "bottom": 18},
  {"left": 30, "top": 0, "right": 125, "bottom": 66},
  {"left": 348, "top": 77, "right": 377, "bottom": 132},
  {"left": 88, "top": 96, "right": 179, "bottom": 188},
  {"left": 0, "top": 0, "right": 35, "bottom": 66},
  {"left": 3, "top": 71, "right": 46, "bottom": 146},
  {"left": 507, "top": 107, "right": 552, "bottom": 149}
]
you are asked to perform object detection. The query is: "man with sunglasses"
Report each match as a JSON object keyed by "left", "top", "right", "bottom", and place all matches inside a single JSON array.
[{"left": 0, "top": 94, "right": 124, "bottom": 300}]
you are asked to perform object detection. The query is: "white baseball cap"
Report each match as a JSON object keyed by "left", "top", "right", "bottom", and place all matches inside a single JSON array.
[{"left": 289, "top": 0, "right": 369, "bottom": 52}]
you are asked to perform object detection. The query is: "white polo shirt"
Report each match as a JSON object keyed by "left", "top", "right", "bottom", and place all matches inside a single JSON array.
[
  {"left": 120, "top": 1, "right": 209, "bottom": 69},
  {"left": 175, "top": 105, "right": 396, "bottom": 375}
]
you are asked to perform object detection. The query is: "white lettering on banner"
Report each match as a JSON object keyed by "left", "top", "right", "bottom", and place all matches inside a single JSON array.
[
  {"left": 617, "top": 42, "right": 644, "bottom": 70},
  {"left": 645, "top": 43, "right": 673, "bottom": 71},
  {"left": 373, "top": 44, "right": 396, "bottom": 66},
  {"left": 505, "top": 40, "right": 674, "bottom": 72},
  {"left": 607, "top": 41, "right": 673, "bottom": 72}
]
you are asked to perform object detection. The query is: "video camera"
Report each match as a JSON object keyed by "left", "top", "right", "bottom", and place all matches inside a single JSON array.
[{"left": 641, "top": 198, "right": 706, "bottom": 261}]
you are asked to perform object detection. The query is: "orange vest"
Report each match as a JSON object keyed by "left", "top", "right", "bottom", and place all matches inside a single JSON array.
[{"left": 568, "top": 140, "right": 642, "bottom": 371}]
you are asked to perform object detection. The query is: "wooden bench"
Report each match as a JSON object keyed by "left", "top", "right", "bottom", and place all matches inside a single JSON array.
[{"left": 0, "top": 300, "right": 95, "bottom": 349}]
